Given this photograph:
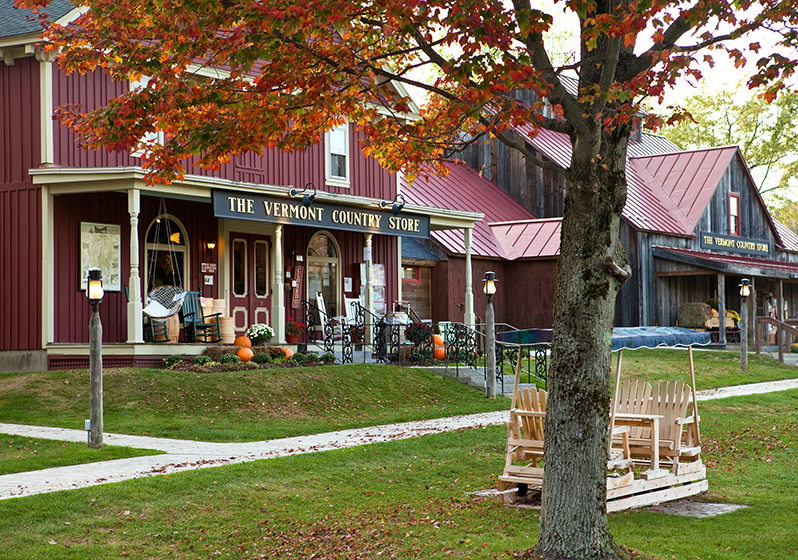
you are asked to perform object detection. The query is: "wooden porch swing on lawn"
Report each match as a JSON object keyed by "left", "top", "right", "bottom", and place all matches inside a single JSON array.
[{"left": 495, "top": 327, "right": 711, "bottom": 513}]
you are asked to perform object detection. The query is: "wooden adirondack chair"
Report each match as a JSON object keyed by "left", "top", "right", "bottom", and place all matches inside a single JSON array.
[
  {"left": 498, "top": 386, "right": 548, "bottom": 491},
  {"left": 181, "top": 291, "right": 222, "bottom": 343},
  {"left": 614, "top": 379, "right": 701, "bottom": 475}
]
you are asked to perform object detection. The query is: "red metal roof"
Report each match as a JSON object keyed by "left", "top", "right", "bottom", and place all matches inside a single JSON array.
[
  {"left": 402, "top": 161, "right": 537, "bottom": 257},
  {"left": 490, "top": 219, "right": 561, "bottom": 259},
  {"left": 653, "top": 246, "right": 798, "bottom": 275}
]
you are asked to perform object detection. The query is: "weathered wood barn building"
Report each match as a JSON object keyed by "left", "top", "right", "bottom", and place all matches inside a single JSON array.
[{"left": 458, "top": 121, "right": 798, "bottom": 341}]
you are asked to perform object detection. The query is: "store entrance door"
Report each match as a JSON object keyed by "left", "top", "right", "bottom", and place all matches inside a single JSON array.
[{"left": 229, "top": 233, "right": 271, "bottom": 336}]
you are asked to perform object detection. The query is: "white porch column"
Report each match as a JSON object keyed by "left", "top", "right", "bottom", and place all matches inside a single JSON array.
[
  {"left": 717, "top": 272, "right": 726, "bottom": 345},
  {"left": 36, "top": 47, "right": 55, "bottom": 165},
  {"left": 463, "top": 228, "right": 476, "bottom": 329},
  {"left": 127, "top": 189, "right": 144, "bottom": 343},
  {"left": 41, "top": 185, "right": 55, "bottom": 347},
  {"left": 272, "top": 225, "right": 286, "bottom": 342},
  {"left": 364, "top": 233, "right": 374, "bottom": 344}
]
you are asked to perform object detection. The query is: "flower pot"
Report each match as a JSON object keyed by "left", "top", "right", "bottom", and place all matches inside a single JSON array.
[{"left": 286, "top": 333, "right": 299, "bottom": 344}]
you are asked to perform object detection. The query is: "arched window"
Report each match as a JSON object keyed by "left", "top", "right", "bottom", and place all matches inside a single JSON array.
[
  {"left": 144, "top": 215, "right": 188, "bottom": 293},
  {"left": 307, "top": 231, "right": 340, "bottom": 317}
]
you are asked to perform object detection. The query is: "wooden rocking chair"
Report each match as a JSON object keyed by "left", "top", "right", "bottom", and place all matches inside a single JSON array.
[{"left": 181, "top": 291, "right": 222, "bottom": 343}]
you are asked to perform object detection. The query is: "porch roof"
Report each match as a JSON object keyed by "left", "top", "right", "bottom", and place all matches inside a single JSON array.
[{"left": 653, "top": 246, "right": 798, "bottom": 279}]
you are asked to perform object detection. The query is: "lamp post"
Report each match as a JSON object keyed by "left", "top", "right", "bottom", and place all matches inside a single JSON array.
[
  {"left": 483, "top": 272, "right": 497, "bottom": 398},
  {"left": 739, "top": 278, "right": 750, "bottom": 371},
  {"left": 86, "top": 268, "right": 104, "bottom": 448}
]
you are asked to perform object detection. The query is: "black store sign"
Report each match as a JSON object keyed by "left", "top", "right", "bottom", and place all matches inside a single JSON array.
[
  {"left": 700, "top": 231, "right": 771, "bottom": 257},
  {"left": 213, "top": 190, "right": 431, "bottom": 239}
]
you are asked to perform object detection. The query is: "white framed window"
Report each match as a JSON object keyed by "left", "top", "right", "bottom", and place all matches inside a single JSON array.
[
  {"left": 325, "top": 122, "right": 350, "bottom": 187},
  {"left": 729, "top": 193, "right": 741, "bottom": 236},
  {"left": 129, "top": 76, "right": 164, "bottom": 159}
]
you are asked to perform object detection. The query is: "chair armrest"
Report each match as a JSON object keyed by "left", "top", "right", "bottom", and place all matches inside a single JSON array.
[
  {"left": 204, "top": 312, "right": 222, "bottom": 321},
  {"left": 183, "top": 311, "right": 198, "bottom": 321},
  {"left": 511, "top": 410, "right": 546, "bottom": 419},
  {"left": 676, "top": 415, "right": 699, "bottom": 425}
]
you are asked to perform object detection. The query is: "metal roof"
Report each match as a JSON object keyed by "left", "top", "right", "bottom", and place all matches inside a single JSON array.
[
  {"left": 653, "top": 246, "right": 798, "bottom": 278},
  {"left": 402, "top": 161, "right": 537, "bottom": 257},
  {"left": 490, "top": 218, "right": 561, "bottom": 259},
  {"left": 0, "top": 0, "right": 74, "bottom": 39},
  {"left": 773, "top": 220, "right": 798, "bottom": 253}
]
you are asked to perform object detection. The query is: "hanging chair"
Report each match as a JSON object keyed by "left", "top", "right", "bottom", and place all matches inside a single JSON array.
[
  {"left": 143, "top": 285, "right": 187, "bottom": 319},
  {"left": 142, "top": 197, "right": 187, "bottom": 320}
]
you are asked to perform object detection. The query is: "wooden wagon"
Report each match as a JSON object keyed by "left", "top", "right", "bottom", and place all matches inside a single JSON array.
[{"left": 495, "top": 327, "right": 710, "bottom": 512}]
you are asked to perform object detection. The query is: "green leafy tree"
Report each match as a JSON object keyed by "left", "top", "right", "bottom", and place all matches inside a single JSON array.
[
  {"left": 661, "top": 86, "right": 798, "bottom": 194},
  {"left": 18, "top": 0, "right": 798, "bottom": 557}
]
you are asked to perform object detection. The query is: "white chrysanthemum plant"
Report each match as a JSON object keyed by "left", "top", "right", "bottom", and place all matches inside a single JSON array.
[{"left": 245, "top": 323, "right": 274, "bottom": 344}]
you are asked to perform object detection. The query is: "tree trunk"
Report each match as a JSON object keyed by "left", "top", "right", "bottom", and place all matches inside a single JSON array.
[{"left": 535, "top": 128, "right": 630, "bottom": 560}]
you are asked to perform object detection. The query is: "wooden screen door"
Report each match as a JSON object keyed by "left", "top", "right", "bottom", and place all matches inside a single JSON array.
[{"left": 229, "top": 233, "right": 271, "bottom": 336}]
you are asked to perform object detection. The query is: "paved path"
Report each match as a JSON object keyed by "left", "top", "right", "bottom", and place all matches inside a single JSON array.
[{"left": 1, "top": 378, "right": 797, "bottom": 501}]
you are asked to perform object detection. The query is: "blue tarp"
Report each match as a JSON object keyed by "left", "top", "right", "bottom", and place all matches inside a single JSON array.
[{"left": 496, "top": 326, "right": 711, "bottom": 351}]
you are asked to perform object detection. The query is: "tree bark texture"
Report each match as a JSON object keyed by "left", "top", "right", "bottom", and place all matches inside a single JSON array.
[{"left": 536, "top": 126, "right": 631, "bottom": 560}]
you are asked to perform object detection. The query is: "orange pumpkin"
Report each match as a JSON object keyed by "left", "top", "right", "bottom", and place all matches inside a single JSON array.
[
  {"left": 234, "top": 336, "right": 252, "bottom": 348},
  {"left": 434, "top": 346, "right": 446, "bottom": 360},
  {"left": 282, "top": 347, "right": 294, "bottom": 358},
  {"left": 433, "top": 335, "right": 444, "bottom": 347},
  {"left": 237, "top": 347, "right": 254, "bottom": 362}
]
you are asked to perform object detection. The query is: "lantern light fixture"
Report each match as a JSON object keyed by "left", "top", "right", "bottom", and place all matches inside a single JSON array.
[
  {"left": 206, "top": 242, "right": 216, "bottom": 251},
  {"left": 483, "top": 271, "right": 497, "bottom": 297},
  {"left": 289, "top": 182, "right": 317, "bottom": 207},
  {"left": 739, "top": 278, "right": 751, "bottom": 298},
  {"left": 86, "top": 268, "right": 104, "bottom": 309}
]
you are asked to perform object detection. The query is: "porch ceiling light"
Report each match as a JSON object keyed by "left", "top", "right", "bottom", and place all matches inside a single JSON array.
[{"left": 289, "top": 182, "right": 317, "bottom": 207}]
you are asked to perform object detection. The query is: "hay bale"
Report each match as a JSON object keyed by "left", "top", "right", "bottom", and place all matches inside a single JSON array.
[{"left": 679, "top": 303, "right": 712, "bottom": 328}]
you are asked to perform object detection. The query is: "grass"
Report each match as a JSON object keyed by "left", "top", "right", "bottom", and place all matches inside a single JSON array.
[
  {"left": 611, "top": 348, "right": 798, "bottom": 390},
  {"left": 0, "top": 364, "right": 509, "bottom": 442},
  {"left": 0, "top": 436, "right": 163, "bottom": 476},
  {"left": 0, "top": 389, "right": 796, "bottom": 559}
]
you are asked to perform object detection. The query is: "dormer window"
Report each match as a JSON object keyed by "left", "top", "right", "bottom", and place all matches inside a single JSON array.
[
  {"left": 729, "top": 193, "right": 741, "bottom": 236},
  {"left": 325, "top": 122, "right": 350, "bottom": 187}
]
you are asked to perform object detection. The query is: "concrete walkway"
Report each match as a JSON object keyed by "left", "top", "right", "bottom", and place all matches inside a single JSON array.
[{"left": 1, "top": 377, "right": 797, "bottom": 501}]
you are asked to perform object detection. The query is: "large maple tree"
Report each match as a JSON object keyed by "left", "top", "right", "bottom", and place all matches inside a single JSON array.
[{"left": 19, "top": 0, "right": 798, "bottom": 557}]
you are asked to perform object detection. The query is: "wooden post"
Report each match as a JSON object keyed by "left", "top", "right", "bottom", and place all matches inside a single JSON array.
[
  {"left": 778, "top": 280, "right": 784, "bottom": 363},
  {"left": 608, "top": 349, "right": 623, "bottom": 456},
  {"left": 688, "top": 346, "right": 700, "bottom": 444},
  {"left": 89, "top": 305, "right": 103, "bottom": 448},
  {"left": 717, "top": 273, "right": 726, "bottom": 345},
  {"left": 741, "top": 295, "right": 748, "bottom": 370}
]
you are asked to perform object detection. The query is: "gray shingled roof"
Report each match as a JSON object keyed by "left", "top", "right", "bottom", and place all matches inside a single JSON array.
[
  {"left": 401, "top": 237, "right": 440, "bottom": 262},
  {"left": 0, "top": 0, "right": 74, "bottom": 39}
]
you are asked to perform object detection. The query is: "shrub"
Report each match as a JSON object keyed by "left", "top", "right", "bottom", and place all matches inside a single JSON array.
[
  {"left": 191, "top": 355, "right": 213, "bottom": 365},
  {"left": 220, "top": 353, "right": 242, "bottom": 364},
  {"left": 252, "top": 352, "right": 272, "bottom": 364},
  {"left": 290, "top": 353, "right": 308, "bottom": 363},
  {"left": 320, "top": 352, "right": 337, "bottom": 364},
  {"left": 303, "top": 353, "right": 320, "bottom": 362},
  {"left": 163, "top": 355, "right": 184, "bottom": 367}
]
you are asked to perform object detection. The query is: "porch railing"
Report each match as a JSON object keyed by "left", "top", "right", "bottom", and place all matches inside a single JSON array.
[{"left": 754, "top": 316, "right": 798, "bottom": 364}]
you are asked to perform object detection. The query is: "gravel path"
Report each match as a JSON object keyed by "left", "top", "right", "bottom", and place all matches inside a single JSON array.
[{"left": 1, "top": 377, "right": 796, "bottom": 500}]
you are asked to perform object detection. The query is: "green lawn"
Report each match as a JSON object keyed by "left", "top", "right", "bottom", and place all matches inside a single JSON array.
[
  {"left": 0, "top": 436, "right": 163, "bottom": 476},
  {"left": 0, "top": 364, "right": 509, "bottom": 442},
  {"left": 0, "top": 389, "right": 795, "bottom": 559}
]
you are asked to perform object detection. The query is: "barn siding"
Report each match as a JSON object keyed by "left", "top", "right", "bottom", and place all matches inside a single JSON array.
[
  {"left": 0, "top": 184, "right": 42, "bottom": 350},
  {"left": 0, "top": 57, "right": 43, "bottom": 351}
]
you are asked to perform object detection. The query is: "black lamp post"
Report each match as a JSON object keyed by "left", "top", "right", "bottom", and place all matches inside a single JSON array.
[
  {"left": 86, "top": 268, "right": 104, "bottom": 448},
  {"left": 483, "top": 271, "right": 497, "bottom": 398},
  {"left": 740, "top": 278, "right": 750, "bottom": 371}
]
